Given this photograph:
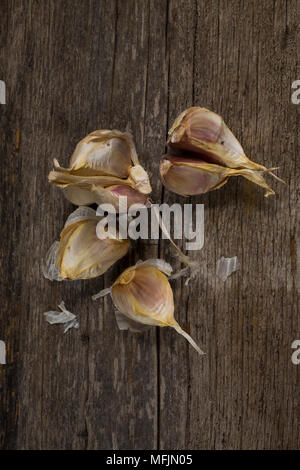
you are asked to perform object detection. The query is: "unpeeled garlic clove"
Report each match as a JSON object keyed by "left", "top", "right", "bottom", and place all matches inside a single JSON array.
[
  {"left": 168, "top": 107, "right": 264, "bottom": 170},
  {"left": 110, "top": 260, "right": 205, "bottom": 354},
  {"left": 160, "top": 154, "right": 275, "bottom": 197},
  {"left": 165, "top": 107, "right": 281, "bottom": 196},
  {"left": 49, "top": 130, "right": 152, "bottom": 208},
  {"left": 56, "top": 207, "right": 130, "bottom": 280},
  {"left": 55, "top": 130, "right": 138, "bottom": 177},
  {"left": 160, "top": 155, "right": 227, "bottom": 196}
]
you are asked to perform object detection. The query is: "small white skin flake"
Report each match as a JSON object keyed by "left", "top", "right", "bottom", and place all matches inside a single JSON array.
[
  {"left": 216, "top": 256, "right": 240, "bottom": 281},
  {"left": 44, "top": 301, "right": 79, "bottom": 333}
]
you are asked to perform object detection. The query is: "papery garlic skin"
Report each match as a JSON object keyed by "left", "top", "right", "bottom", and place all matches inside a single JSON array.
[
  {"left": 49, "top": 130, "right": 152, "bottom": 209},
  {"left": 128, "top": 164, "right": 152, "bottom": 194},
  {"left": 57, "top": 180, "right": 149, "bottom": 209},
  {"left": 56, "top": 130, "right": 137, "bottom": 177},
  {"left": 56, "top": 207, "right": 130, "bottom": 280}
]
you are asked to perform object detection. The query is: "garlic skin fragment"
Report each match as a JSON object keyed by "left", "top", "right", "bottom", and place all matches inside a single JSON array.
[
  {"left": 48, "top": 130, "right": 151, "bottom": 209},
  {"left": 114, "top": 310, "right": 151, "bottom": 333},
  {"left": 216, "top": 256, "right": 239, "bottom": 281},
  {"left": 44, "top": 301, "right": 79, "bottom": 333},
  {"left": 43, "top": 241, "right": 62, "bottom": 281},
  {"left": 164, "top": 107, "right": 280, "bottom": 197},
  {"left": 56, "top": 207, "right": 130, "bottom": 280},
  {"left": 110, "top": 260, "right": 205, "bottom": 354}
]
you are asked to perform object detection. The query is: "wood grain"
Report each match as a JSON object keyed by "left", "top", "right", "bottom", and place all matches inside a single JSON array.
[{"left": 0, "top": 0, "right": 299, "bottom": 450}]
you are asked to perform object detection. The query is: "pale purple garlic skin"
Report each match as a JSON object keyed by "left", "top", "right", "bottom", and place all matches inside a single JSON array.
[
  {"left": 160, "top": 155, "right": 225, "bottom": 196},
  {"left": 106, "top": 185, "right": 149, "bottom": 211},
  {"left": 108, "top": 185, "right": 149, "bottom": 205},
  {"left": 167, "top": 107, "right": 264, "bottom": 170},
  {"left": 162, "top": 107, "right": 278, "bottom": 197}
]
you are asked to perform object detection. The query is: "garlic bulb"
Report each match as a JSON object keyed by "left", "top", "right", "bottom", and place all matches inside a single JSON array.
[
  {"left": 48, "top": 207, "right": 130, "bottom": 280},
  {"left": 103, "top": 259, "right": 204, "bottom": 354},
  {"left": 49, "top": 130, "right": 151, "bottom": 209},
  {"left": 163, "top": 107, "right": 281, "bottom": 197}
]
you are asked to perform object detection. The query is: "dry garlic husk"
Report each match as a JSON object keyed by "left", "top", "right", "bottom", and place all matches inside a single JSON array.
[
  {"left": 48, "top": 130, "right": 151, "bottom": 209},
  {"left": 165, "top": 107, "right": 281, "bottom": 197},
  {"left": 54, "top": 207, "right": 130, "bottom": 280},
  {"left": 160, "top": 154, "right": 275, "bottom": 197},
  {"left": 109, "top": 260, "right": 204, "bottom": 354},
  {"left": 44, "top": 301, "right": 79, "bottom": 333}
]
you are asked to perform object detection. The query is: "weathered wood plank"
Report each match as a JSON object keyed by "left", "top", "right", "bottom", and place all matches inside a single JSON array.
[
  {"left": 85, "top": 0, "right": 161, "bottom": 450},
  {"left": 159, "top": 0, "right": 300, "bottom": 450},
  {"left": 0, "top": 0, "right": 159, "bottom": 450},
  {"left": 158, "top": 0, "right": 199, "bottom": 450},
  {"left": 0, "top": 0, "right": 299, "bottom": 450}
]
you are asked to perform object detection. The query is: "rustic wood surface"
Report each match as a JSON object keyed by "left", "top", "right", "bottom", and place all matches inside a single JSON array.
[{"left": 0, "top": 0, "right": 299, "bottom": 450}]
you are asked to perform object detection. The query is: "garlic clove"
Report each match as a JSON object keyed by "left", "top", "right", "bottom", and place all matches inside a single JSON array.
[
  {"left": 49, "top": 130, "right": 152, "bottom": 209},
  {"left": 160, "top": 155, "right": 226, "bottom": 196},
  {"left": 111, "top": 265, "right": 175, "bottom": 327},
  {"left": 167, "top": 107, "right": 277, "bottom": 177},
  {"left": 160, "top": 154, "right": 275, "bottom": 197},
  {"left": 56, "top": 208, "right": 130, "bottom": 280},
  {"left": 55, "top": 130, "right": 137, "bottom": 178},
  {"left": 168, "top": 107, "right": 245, "bottom": 165},
  {"left": 111, "top": 262, "right": 204, "bottom": 354}
]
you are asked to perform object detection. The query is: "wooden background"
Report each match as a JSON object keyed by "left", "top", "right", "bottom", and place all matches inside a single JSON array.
[{"left": 0, "top": 0, "right": 299, "bottom": 450}]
